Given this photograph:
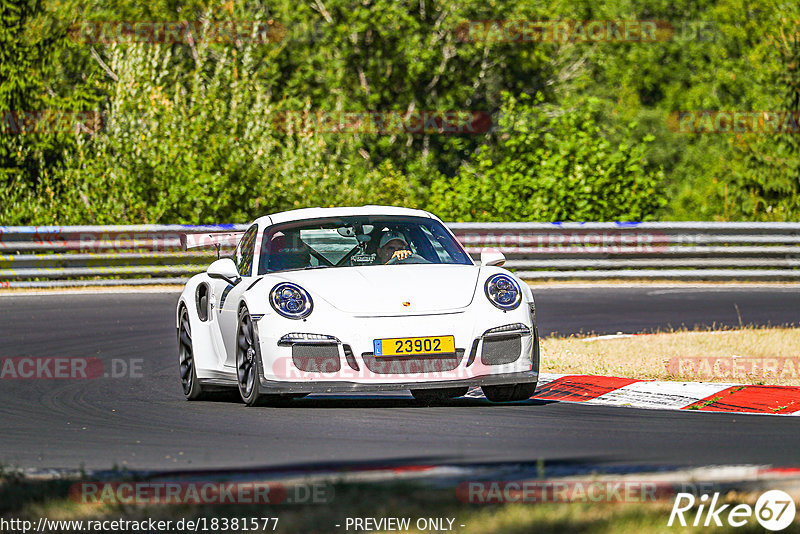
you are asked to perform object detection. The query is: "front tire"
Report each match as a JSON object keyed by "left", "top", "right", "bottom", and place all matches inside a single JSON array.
[
  {"left": 482, "top": 323, "right": 540, "bottom": 402},
  {"left": 178, "top": 306, "right": 205, "bottom": 400},
  {"left": 482, "top": 382, "right": 537, "bottom": 402},
  {"left": 410, "top": 386, "right": 469, "bottom": 405},
  {"left": 236, "top": 306, "right": 265, "bottom": 406},
  {"left": 235, "top": 307, "right": 304, "bottom": 406}
]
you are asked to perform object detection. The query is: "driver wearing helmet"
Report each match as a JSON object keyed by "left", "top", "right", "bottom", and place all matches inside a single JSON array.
[{"left": 376, "top": 231, "right": 412, "bottom": 264}]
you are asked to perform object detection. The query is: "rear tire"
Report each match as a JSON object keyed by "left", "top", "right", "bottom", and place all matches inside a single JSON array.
[
  {"left": 410, "top": 386, "right": 469, "bottom": 405},
  {"left": 482, "top": 382, "right": 537, "bottom": 402}
]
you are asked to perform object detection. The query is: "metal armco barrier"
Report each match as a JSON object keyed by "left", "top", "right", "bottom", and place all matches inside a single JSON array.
[
  {"left": 1, "top": 222, "right": 799, "bottom": 287},
  {"left": 0, "top": 224, "right": 246, "bottom": 288},
  {"left": 448, "top": 222, "right": 800, "bottom": 280}
]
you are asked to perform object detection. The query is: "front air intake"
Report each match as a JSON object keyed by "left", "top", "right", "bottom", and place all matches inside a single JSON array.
[
  {"left": 292, "top": 344, "right": 341, "bottom": 373},
  {"left": 480, "top": 335, "right": 522, "bottom": 365},
  {"left": 361, "top": 350, "right": 465, "bottom": 374}
]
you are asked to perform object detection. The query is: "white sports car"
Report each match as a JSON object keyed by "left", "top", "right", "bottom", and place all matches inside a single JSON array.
[{"left": 176, "top": 206, "right": 539, "bottom": 405}]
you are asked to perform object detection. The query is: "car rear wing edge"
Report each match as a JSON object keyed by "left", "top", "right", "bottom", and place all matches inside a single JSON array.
[{"left": 181, "top": 231, "right": 245, "bottom": 250}]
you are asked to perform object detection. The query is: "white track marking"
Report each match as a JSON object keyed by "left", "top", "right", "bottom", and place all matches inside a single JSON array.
[
  {"left": 527, "top": 282, "right": 800, "bottom": 290},
  {"left": 591, "top": 380, "right": 735, "bottom": 409},
  {"left": 536, "top": 373, "right": 567, "bottom": 387},
  {"left": 581, "top": 334, "right": 636, "bottom": 342}
]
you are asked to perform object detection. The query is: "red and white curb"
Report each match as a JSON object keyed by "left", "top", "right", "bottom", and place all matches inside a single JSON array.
[{"left": 529, "top": 373, "right": 800, "bottom": 415}]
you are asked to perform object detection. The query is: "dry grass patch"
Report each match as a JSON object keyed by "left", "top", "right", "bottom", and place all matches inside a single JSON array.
[{"left": 541, "top": 327, "right": 800, "bottom": 386}]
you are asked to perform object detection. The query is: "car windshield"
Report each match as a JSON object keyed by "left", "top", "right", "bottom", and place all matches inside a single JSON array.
[{"left": 257, "top": 215, "right": 472, "bottom": 274}]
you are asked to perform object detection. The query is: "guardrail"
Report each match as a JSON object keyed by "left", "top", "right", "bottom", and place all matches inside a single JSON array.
[
  {"left": 448, "top": 222, "right": 800, "bottom": 280},
  {"left": 1, "top": 222, "right": 799, "bottom": 287}
]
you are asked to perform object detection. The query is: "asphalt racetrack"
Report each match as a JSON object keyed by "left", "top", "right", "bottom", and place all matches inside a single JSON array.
[{"left": 1, "top": 285, "right": 799, "bottom": 472}]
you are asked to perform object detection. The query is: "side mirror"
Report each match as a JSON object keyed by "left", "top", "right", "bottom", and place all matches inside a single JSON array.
[
  {"left": 207, "top": 258, "right": 240, "bottom": 284},
  {"left": 480, "top": 248, "right": 506, "bottom": 267}
]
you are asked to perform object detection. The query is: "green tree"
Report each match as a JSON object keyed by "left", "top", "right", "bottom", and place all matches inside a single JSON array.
[
  {"left": 724, "top": 14, "right": 800, "bottom": 220},
  {"left": 428, "top": 93, "right": 665, "bottom": 221},
  {"left": 0, "top": 0, "right": 106, "bottom": 223}
]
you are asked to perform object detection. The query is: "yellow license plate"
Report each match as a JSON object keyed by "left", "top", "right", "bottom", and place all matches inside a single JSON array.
[{"left": 373, "top": 336, "right": 455, "bottom": 357}]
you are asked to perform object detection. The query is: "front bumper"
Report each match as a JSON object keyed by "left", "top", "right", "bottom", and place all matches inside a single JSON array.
[{"left": 254, "top": 308, "right": 538, "bottom": 391}]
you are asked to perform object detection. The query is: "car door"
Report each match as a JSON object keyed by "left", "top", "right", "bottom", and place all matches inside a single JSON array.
[{"left": 217, "top": 224, "right": 259, "bottom": 368}]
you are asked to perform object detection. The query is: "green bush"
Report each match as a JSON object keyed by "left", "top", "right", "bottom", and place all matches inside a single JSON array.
[{"left": 428, "top": 94, "right": 665, "bottom": 221}]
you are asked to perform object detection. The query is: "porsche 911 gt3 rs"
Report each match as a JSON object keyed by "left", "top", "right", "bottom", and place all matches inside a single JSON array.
[{"left": 176, "top": 206, "right": 539, "bottom": 405}]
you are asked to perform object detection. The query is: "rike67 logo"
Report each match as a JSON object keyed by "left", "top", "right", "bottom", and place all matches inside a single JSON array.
[{"left": 669, "top": 490, "right": 796, "bottom": 531}]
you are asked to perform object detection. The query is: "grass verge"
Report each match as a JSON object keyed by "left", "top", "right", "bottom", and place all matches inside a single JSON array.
[{"left": 541, "top": 327, "right": 800, "bottom": 386}]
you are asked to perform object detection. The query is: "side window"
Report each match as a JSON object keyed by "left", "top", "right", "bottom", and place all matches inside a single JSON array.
[{"left": 235, "top": 226, "right": 258, "bottom": 276}]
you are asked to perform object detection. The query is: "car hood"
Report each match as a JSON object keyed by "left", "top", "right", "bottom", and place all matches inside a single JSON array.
[{"left": 271, "top": 264, "right": 480, "bottom": 315}]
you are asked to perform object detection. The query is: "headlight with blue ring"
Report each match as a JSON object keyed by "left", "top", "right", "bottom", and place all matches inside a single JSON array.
[
  {"left": 270, "top": 282, "right": 313, "bottom": 319},
  {"left": 484, "top": 274, "right": 522, "bottom": 311}
]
